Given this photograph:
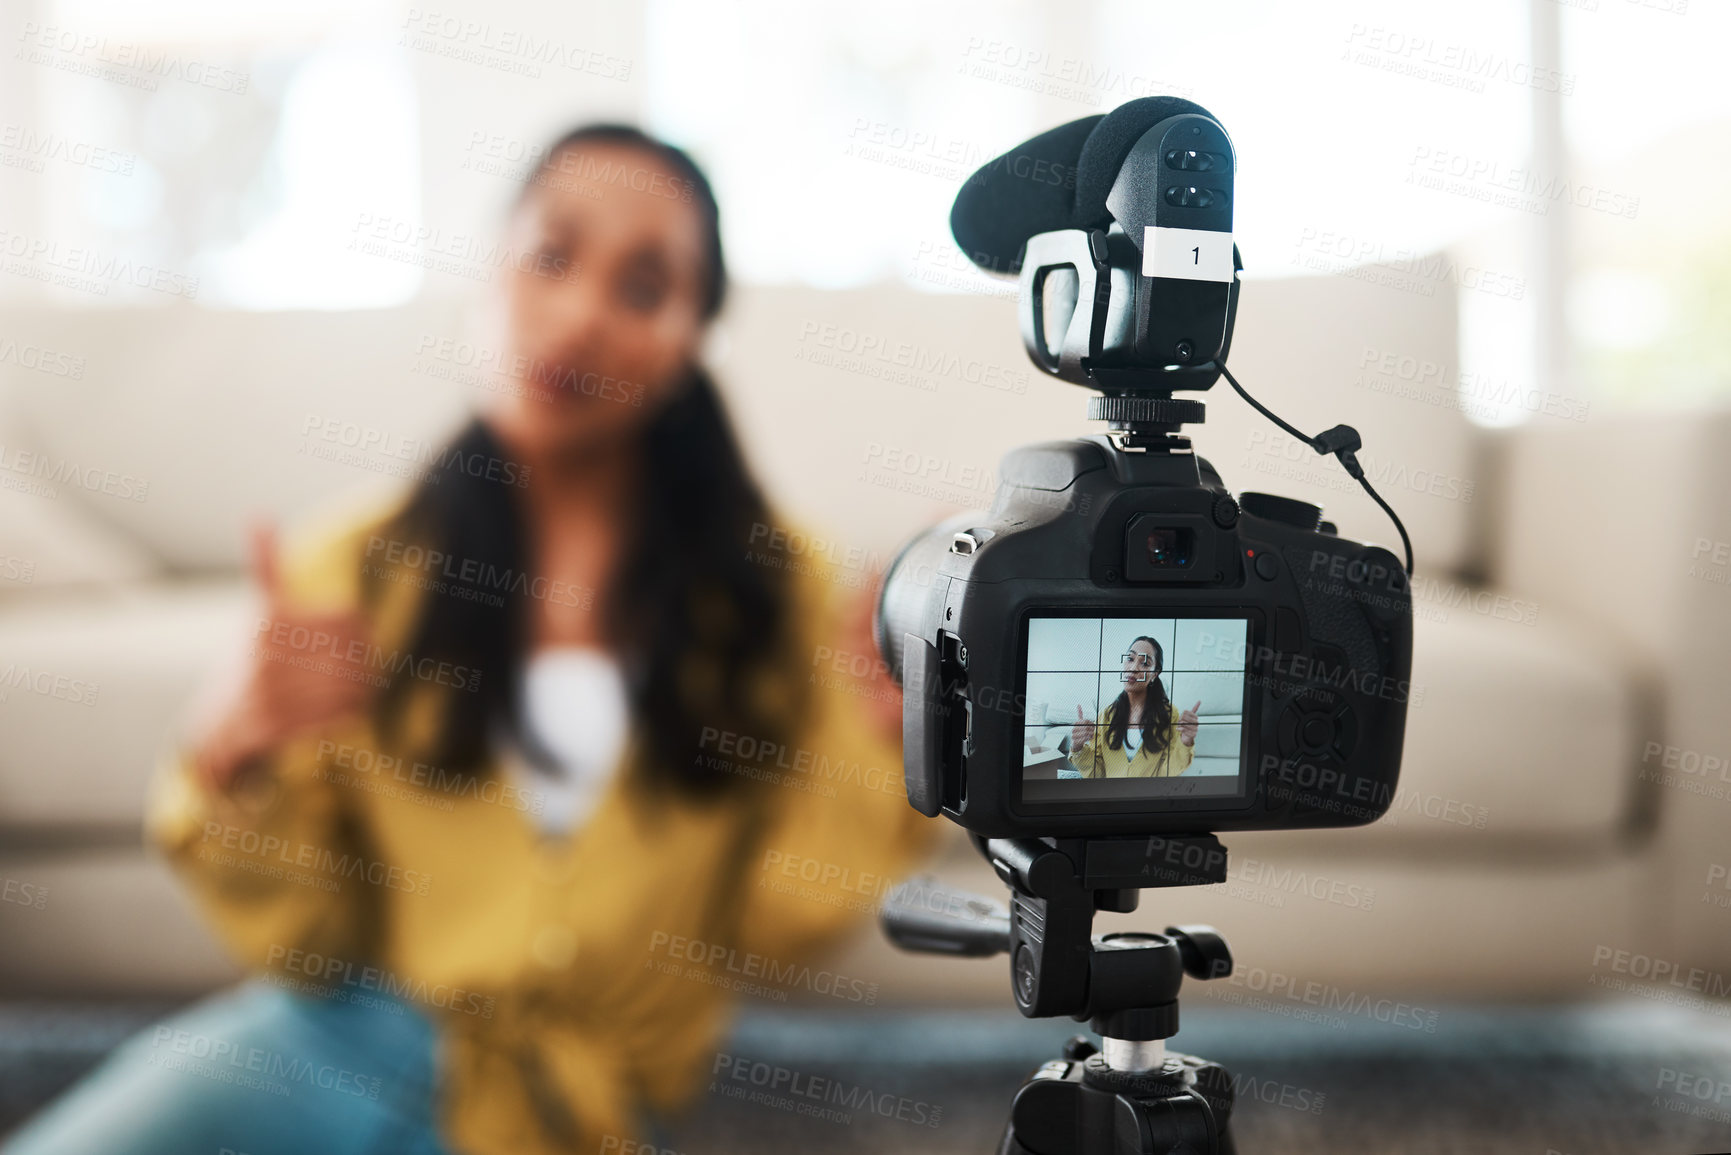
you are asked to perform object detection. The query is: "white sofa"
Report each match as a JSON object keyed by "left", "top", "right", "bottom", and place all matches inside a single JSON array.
[{"left": 1, "top": 268, "right": 1727, "bottom": 1003}]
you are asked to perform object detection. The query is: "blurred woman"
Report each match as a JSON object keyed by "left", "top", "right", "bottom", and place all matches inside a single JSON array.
[
  {"left": 1070, "top": 635, "right": 1200, "bottom": 778},
  {"left": 5, "top": 125, "right": 930, "bottom": 1155}
]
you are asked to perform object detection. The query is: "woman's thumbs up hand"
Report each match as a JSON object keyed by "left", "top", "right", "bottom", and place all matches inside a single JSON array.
[
  {"left": 1070, "top": 703, "right": 1095, "bottom": 753},
  {"left": 188, "top": 523, "right": 375, "bottom": 792}
]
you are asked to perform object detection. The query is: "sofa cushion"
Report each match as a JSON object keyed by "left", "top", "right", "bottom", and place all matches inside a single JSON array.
[
  {"left": 0, "top": 846, "right": 236, "bottom": 996},
  {"left": 1362, "top": 597, "right": 1639, "bottom": 844},
  {"left": 0, "top": 404, "right": 163, "bottom": 596},
  {"left": 0, "top": 581, "right": 250, "bottom": 829},
  {"left": 0, "top": 299, "right": 472, "bottom": 573},
  {"left": 0, "top": 485, "right": 162, "bottom": 597}
]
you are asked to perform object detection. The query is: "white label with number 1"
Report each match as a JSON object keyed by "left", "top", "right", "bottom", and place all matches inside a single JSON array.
[{"left": 1142, "top": 226, "right": 1235, "bottom": 283}]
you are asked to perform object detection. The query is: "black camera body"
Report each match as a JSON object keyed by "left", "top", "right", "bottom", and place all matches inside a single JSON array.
[{"left": 878, "top": 436, "right": 1412, "bottom": 840}]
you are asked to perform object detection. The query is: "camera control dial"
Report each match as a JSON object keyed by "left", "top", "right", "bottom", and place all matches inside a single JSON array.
[{"left": 1239, "top": 492, "right": 1323, "bottom": 531}]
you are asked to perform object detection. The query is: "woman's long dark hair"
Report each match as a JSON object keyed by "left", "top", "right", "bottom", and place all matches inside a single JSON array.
[
  {"left": 366, "top": 125, "right": 800, "bottom": 796},
  {"left": 1103, "top": 636, "right": 1174, "bottom": 756}
]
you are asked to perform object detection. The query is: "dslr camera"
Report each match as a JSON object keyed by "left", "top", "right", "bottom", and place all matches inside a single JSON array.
[
  {"left": 876, "top": 97, "right": 1413, "bottom": 845},
  {"left": 873, "top": 97, "right": 1416, "bottom": 1153}
]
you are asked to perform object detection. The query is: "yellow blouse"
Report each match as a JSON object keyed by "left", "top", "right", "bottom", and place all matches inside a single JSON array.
[
  {"left": 1074, "top": 700, "right": 1194, "bottom": 779},
  {"left": 146, "top": 497, "right": 936, "bottom": 1155}
]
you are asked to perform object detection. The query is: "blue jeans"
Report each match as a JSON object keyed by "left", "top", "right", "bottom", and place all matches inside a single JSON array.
[{"left": 3, "top": 982, "right": 455, "bottom": 1155}]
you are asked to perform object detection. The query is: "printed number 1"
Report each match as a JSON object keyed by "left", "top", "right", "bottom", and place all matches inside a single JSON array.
[{"left": 1191, "top": 246, "right": 1199, "bottom": 264}]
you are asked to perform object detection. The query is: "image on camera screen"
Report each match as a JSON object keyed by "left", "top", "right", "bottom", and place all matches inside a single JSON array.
[{"left": 1021, "top": 615, "right": 1250, "bottom": 803}]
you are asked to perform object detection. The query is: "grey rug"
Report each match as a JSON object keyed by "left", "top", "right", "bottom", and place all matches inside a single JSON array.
[
  {"left": 4, "top": 1000, "right": 1730, "bottom": 1153},
  {"left": 673, "top": 1002, "right": 1731, "bottom": 1155}
]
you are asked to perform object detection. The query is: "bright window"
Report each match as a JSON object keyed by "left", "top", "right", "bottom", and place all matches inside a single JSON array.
[{"left": 6, "top": 0, "right": 419, "bottom": 309}]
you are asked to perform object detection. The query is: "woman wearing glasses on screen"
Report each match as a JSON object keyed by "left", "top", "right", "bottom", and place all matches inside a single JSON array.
[
  {"left": 6, "top": 126, "right": 931, "bottom": 1155},
  {"left": 1069, "top": 635, "right": 1201, "bottom": 778}
]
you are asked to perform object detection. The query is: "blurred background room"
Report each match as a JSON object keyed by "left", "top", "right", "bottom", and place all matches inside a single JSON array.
[{"left": 3, "top": 0, "right": 1730, "bottom": 1151}]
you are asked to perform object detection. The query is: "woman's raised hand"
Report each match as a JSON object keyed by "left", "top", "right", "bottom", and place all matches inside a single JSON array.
[
  {"left": 1178, "top": 699, "right": 1202, "bottom": 746},
  {"left": 1070, "top": 704, "right": 1095, "bottom": 753},
  {"left": 188, "top": 524, "right": 375, "bottom": 792}
]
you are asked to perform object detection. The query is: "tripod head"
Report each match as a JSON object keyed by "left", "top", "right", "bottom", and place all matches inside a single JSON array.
[
  {"left": 884, "top": 834, "right": 1232, "bottom": 1048},
  {"left": 882, "top": 836, "right": 1240, "bottom": 1152}
]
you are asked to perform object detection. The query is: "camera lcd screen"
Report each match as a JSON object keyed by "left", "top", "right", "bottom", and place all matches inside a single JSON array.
[{"left": 1020, "top": 615, "right": 1251, "bottom": 804}]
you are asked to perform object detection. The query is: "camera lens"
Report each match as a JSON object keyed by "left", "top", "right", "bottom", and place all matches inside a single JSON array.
[{"left": 1144, "top": 528, "right": 1193, "bottom": 568}]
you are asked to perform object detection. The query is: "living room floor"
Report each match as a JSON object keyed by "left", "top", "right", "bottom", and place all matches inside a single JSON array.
[{"left": 5, "top": 999, "right": 1729, "bottom": 1153}]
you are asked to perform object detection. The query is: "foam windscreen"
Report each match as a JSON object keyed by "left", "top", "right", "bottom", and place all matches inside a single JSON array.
[
  {"left": 949, "top": 96, "right": 1214, "bottom": 275},
  {"left": 948, "top": 114, "right": 1099, "bottom": 275}
]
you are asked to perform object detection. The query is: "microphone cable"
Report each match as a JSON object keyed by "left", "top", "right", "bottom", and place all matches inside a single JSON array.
[{"left": 1218, "top": 362, "right": 1414, "bottom": 577}]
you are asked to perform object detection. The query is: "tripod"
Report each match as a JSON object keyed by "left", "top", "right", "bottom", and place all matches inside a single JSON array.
[{"left": 881, "top": 833, "right": 1238, "bottom": 1155}]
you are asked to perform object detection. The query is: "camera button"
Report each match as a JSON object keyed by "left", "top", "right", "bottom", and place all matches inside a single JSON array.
[
  {"left": 1253, "top": 552, "right": 1279, "bottom": 581},
  {"left": 1164, "top": 148, "right": 1222, "bottom": 172},
  {"left": 1163, "top": 185, "right": 1218, "bottom": 208},
  {"left": 1277, "top": 706, "right": 1303, "bottom": 755},
  {"left": 1332, "top": 707, "right": 1358, "bottom": 759},
  {"left": 1300, "top": 715, "right": 1333, "bottom": 752}
]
